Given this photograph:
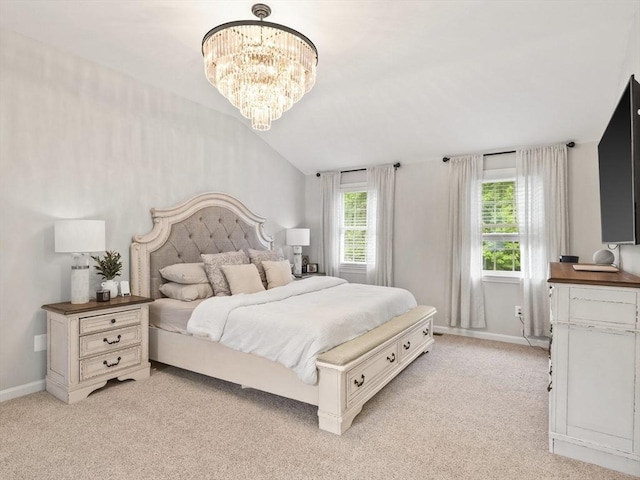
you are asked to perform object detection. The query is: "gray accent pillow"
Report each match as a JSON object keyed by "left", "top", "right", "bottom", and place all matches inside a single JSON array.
[
  {"left": 202, "top": 250, "right": 249, "bottom": 296},
  {"left": 159, "top": 282, "right": 213, "bottom": 302},
  {"left": 159, "top": 263, "right": 208, "bottom": 284},
  {"left": 249, "top": 248, "right": 285, "bottom": 287}
]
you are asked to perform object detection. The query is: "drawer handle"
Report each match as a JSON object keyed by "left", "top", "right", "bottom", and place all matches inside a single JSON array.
[
  {"left": 103, "top": 335, "right": 122, "bottom": 345},
  {"left": 110, "top": 319, "right": 116, "bottom": 324},
  {"left": 386, "top": 353, "right": 396, "bottom": 363},
  {"left": 353, "top": 374, "right": 365, "bottom": 388},
  {"left": 423, "top": 328, "right": 430, "bottom": 336},
  {"left": 103, "top": 356, "right": 121, "bottom": 368},
  {"left": 403, "top": 341, "right": 411, "bottom": 350}
]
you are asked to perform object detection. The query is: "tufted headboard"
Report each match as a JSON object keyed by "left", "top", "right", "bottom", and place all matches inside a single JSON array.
[{"left": 131, "top": 192, "right": 273, "bottom": 299}]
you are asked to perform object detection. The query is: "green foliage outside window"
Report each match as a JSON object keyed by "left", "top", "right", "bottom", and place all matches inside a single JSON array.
[
  {"left": 482, "top": 181, "right": 520, "bottom": 272},
  {"left": 342, "top": 191, "right": 367, "bottom": 263}
]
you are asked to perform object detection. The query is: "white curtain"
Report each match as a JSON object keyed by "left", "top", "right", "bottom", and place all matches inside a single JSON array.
[
  {"left": 446, "top": 155, "right": 486, "bottom": 328},
  {"left": 516, "top": 145, "right": 568, "bottom": 337},
  {"left": 366, "top": 165, "right": 396, "bottom": 286},
  {"left": 319, "top": 172, "right": 342, "bottom": 277}
]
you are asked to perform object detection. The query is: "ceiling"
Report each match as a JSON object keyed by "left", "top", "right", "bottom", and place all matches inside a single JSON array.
[{"left": 1, "top": 1, "right": 638, "bottom": 175}]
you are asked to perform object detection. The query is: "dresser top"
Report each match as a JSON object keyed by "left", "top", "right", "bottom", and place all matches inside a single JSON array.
[
  {"left": 548, "top": 262, "right": 640, "bottom": 288},
  {"left": 42, "top": 295, "right": 153, "bottom": 315}
]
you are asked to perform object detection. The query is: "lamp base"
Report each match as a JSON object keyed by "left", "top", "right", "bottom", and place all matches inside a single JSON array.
[
  {"left": 70, "top": 253, "right": 90, "bottom": 304},
  {"left": 292, "top": 246, "right": 302, "bottom": 277}
]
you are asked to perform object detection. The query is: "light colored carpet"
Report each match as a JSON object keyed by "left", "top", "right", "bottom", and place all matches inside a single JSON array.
[{"left": 0, "top": 334, "right": 634, "bottom": 480}]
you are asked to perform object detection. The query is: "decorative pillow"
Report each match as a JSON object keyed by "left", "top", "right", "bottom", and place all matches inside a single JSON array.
[
  {"left": 159, "top": 282, "right": 213, "bottom": 302},
  {"left": 159, "top": 263, "right": 208, "bottom": 284},
  {"left": 262, "top": 260, "right": 293, "bottom": 289},
  {"left": 221, "top": 264, "right": 265, "bottom": 295},
  {"left": 248, "top": 248, "right": 285, "bottom": 287},
  {"left": 201, "top": 250, "right": 249, "bottom": 296}
]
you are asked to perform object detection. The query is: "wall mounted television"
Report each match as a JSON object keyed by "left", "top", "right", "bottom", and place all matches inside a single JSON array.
[{"left": 597, "top": 74, "right": 640, "bottom": 244}]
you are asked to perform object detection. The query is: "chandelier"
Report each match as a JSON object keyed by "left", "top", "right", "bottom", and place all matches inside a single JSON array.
[{"left": 202, "top": 3, "right": 318, "bottom": 131}]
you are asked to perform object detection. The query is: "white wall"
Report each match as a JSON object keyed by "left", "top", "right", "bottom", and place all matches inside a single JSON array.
[{"left": 0, "top": 30, "right": 305, "bottom": 393}]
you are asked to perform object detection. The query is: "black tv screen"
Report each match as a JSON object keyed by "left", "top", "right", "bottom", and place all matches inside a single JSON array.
[{"left": 597, "top": 75, "right": 640, "bottom": 244}]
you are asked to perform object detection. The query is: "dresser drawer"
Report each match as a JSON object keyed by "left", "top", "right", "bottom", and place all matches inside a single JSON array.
[
  {"left": 347, "top": 343, "right": 399, "bottom": 405},
  {"left": 399, "top": 319, "right": 432, "bottom": 362},
  {"left": 79, "top": 325, "right": 141, "bottom": 358},
  {"left": 79, "top": 309, "right": 141, "bottom": 335},
  {"left": 569, "top": 288, "right": 637, "bottom": 326},
  {"left": 79, "top": 346, "right": 142, "bottom": 381}
]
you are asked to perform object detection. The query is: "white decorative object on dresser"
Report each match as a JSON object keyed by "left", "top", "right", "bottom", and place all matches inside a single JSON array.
[
  {"left": 42, "top": 295, "right": 153, "bottom": 404},
  {"left": 548, "top": 262, "right": 640, "bottom": 477}
]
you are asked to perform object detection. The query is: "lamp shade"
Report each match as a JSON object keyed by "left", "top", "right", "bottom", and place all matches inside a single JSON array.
[
  {"left": 286, "top": 228, "right": 310, "bottom": 246},
  {"left": 55, "top": 220, "right": 106, "bottom": 253}
]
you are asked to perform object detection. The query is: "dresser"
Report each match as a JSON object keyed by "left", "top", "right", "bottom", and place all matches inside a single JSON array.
[
  {"left": 548, "top": 262, "right": 640, "bottom": 476},
  {"left": 42, "top": 295, "right": 153, "bottom": 404}
]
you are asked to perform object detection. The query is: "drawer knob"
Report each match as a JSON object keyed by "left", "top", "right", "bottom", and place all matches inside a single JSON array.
[
  {"left": 423, "top": 328, "right": 430, "bottom": 336},
  {"left": 353, "top": 374, "right": 365, "bottom": 388},
  {"left": 103, "top": 356, "right": 122, "bottom": 368},
  {"left": 403, "top": 341, "right": 411, "bottom": 350},
  {"left": 103, "top": 334, "right": 122, "bottom": 345},
  {"left": 110, "top": 319, "right": 116, "bottom": 324},
  {"left": 386, "top": 353, "right": 396, "bottom": 363}
]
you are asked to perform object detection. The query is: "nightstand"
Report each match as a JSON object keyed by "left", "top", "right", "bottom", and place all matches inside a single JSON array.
[{"left": 42, "top": 295, "right": 153, "bottom": 404}]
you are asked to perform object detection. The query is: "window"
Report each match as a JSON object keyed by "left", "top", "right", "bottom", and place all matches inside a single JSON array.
[
  {"left": 482, "top": 175, "right": 520, "bottom": 274},
  {"left": 341, "top": 189, "right": 367, "bottom": 264}
]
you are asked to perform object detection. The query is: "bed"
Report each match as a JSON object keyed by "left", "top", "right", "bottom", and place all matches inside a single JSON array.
[{"left": 131, "top": 192, "right": 436, "bottom": 434}]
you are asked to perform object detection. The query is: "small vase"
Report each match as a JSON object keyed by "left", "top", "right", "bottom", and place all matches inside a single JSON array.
[{"left": 101, "top": 280, "right": 119, "bottom": 299}]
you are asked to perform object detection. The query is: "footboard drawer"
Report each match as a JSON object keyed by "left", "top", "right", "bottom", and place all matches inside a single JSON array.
[
  {"left": 317, "top": 305, "right": 437, "bottom": 435},
  {"left": 399, "top": 318, "right": 433, "bottom": 362},
  {"left": 347, "top": 343, "right": 399, "bottom": 406}
]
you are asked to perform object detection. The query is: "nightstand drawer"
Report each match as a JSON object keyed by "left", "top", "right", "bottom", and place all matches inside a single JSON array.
[
  {"left": 79, "top": 325, "right": 141, "bottom": 358},
  {"left": 79, "top": 309, "right": 141, "bottom": 335},
  {"left": 79, "top": 346, "right": 141, "bottom": 381}
]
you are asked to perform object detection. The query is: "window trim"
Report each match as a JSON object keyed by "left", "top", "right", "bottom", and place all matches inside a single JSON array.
[
  {"left": 481, "top": 168, "right": 521, "bottom": 278},
  {"left": 340, "top": 183, "right": 368, "bottom": 269}
]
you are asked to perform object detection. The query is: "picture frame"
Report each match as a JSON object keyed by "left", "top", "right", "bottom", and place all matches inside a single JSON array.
[
  {"left": 302, "top": 255, "right": 309, "bottom": 273},
  {"left": 307, "top": 263, "right": 318, "bottom": 273}
]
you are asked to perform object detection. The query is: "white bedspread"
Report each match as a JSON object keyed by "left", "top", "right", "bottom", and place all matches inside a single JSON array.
[{"left": 187, "top": 276, "right": 417, "bottom": 384}]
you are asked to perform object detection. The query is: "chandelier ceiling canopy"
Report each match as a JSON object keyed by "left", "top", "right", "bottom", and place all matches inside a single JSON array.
[{"left": 202, "top": 3, "right": 318, "bottom": 131}]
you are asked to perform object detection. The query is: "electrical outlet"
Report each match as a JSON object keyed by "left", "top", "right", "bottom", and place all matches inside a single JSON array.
[
  {"left": 34, "top": 334, "right": 47, "bottom": 352},
  {"left": 515, "top": 305, "right": 523, "bottom": 317}
]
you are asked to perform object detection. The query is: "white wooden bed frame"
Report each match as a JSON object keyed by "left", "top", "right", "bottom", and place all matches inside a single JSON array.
[{"left": 131, "top": 192, "right": 435, "bottom": 434}]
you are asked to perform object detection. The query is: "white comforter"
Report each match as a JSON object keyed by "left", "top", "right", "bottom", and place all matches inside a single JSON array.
[{"left": 187, "top": 276, "right": 417, "bottom": 384}]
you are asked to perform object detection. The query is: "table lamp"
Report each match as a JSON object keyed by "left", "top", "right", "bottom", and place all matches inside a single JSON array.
[
  {"left": 286, "top": 228, "right": 310, "bottom": 277},
  {"left": 55, "top": 220, "right": 106, "bottom": 304}
]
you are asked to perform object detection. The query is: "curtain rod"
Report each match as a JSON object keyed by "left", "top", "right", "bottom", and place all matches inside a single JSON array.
[
  {"left": 316, "top": 162, "right": 401, "bottom": 177},
  {"left": 441, "top": 142, "right": 575, "bottom": 163}
]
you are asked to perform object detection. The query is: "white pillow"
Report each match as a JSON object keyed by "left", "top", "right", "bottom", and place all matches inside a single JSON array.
[
  {"left": 262, "top": 260, "right": 293, "bottom": 289},
  {"left": 159, "top": 263, "right": 208, "bottom": 284},
  {"left": 159, "top": 282, "right": 213, "bottom": 302},
  {"left": 221, "top": 264, "right": 265, "bottom": 295}
]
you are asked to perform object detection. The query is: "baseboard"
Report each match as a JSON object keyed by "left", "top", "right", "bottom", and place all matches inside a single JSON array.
[
  {"left": 0, "top": 379, "right": 46, "bottom": 402},
  {"left": 433, "top": 325, "right": 549, "bottom": 348}
]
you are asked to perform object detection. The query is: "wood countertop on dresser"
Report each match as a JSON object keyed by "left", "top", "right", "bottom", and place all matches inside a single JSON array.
[{"left": 547, "top": 262, "right": 640, "bottom": 288}]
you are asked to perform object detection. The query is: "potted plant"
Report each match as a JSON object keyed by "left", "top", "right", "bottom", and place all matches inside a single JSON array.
[{"left": 91, "top": 250, "right": 123, "bottom": 298}]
